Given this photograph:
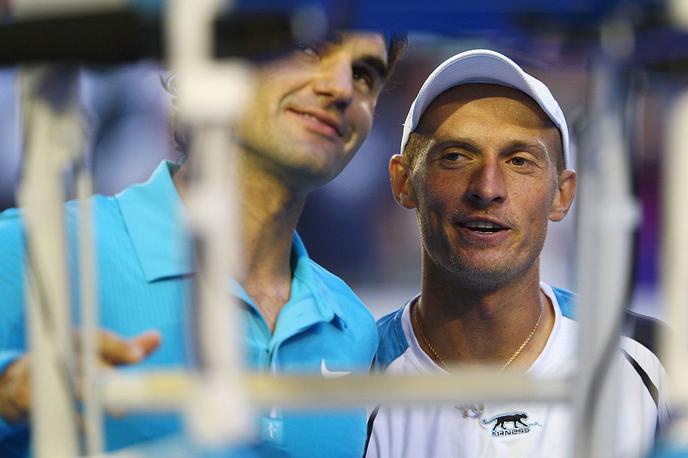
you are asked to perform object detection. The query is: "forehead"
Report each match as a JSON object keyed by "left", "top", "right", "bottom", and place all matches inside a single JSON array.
[
  {"left": 334, "top": 32, "right": 388, "bottom": 63},
  {"left": 416, "top": 84, "right": 555, "bottom": 137}
]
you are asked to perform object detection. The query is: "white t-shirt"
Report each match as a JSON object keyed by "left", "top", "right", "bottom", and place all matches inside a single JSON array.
[{"left": 366, "top": 283, "right": 669, "bottom": 458}]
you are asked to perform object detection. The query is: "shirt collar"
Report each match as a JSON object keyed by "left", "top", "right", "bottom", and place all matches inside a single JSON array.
[
  {"left": 116, "top": 160, "right": 347, "bottom": 327},
  {"left": 290, "top": 232, "right": 347, "bottom": 328},
  {"left": 116, "top": 160, "right": 194, "bottom": 282},
  {"left": 230, "top": 233, "right": 347, "bottom": 330}
]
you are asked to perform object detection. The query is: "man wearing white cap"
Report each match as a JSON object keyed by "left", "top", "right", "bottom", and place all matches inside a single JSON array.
[{"left": 365, "top": 49, "right": 668, "bottom": 457}]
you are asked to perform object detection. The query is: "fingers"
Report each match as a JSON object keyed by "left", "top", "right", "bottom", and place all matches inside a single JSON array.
[
  {"left": 98, "top": 329, "right": 161, "bottom": 366},
  {"left": 0, "top": 329, "right": 161, "bottom": 425},
  {"left": 99, "top": 330, "right": 142, "bottom": 365},
  {"left": 128, "top": 330, "right": 162, "bottom": 359},
  {"left": 0, "top": 356, "right": 31, "bottom": 424}
]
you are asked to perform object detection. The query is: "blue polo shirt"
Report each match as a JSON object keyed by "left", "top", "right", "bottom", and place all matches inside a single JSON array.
[{"left": 0, "top": 161, "right": 377, "bottom": 457}]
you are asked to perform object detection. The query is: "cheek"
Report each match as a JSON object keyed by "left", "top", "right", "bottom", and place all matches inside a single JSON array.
[
  {"left": 424, "top": 176, "right": 460, "bottom": 214},
  {"left": 415, "top": 180, "right": 457, "bottom": 233},
  {"left": 236, "top": 84, "right": 276, "bottom": 136},
  {"left": 349, "top": 101, "right": 374, "bottom": 140},
  {"left": 250, "top": 63, "right": 308, "bottom": 116},
  {"left": 523, "top": 196, "right": 551, "bottom": 218},
  {"left": 518, "top": 187, "right": 556, "bottom": 239}
]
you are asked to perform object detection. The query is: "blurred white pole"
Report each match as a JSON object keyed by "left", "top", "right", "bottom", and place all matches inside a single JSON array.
[
  {"left": 77, "top": 165, "right": 105, "bottom": 455},
  {"left": 11, "top": 0, "right": 126, "bottom": 18},
  {"left": 668, "top": 0, "right": 688, "bottom": 30},
  {"left": 662, "top": 90, "right": 688, "bottom": 447},
  {"left": 103, "top": 370, "right": 571, "bottom": 410},
  {"left": 167, "top": 0, "right": 254, "bottom": 447},
  {"left": 573, "top": 59, "right": 638, "bottom": 458},
  {"left": 17, "top": 66, "right": 83, "bottom": 458}
]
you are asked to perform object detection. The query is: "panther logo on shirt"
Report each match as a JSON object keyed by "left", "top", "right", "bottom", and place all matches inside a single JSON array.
[{"left": 481, "top": 411, "right": 538, "bottom": 437}]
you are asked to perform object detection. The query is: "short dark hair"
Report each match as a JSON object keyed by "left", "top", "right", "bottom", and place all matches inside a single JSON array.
[
  {"left": 401, "top": 131, "right": 427, "bottom": 170},
  {"left": 160, "top": 74, "right": 190, "bottom": 162},
  {"left": 551, "top": 130, "right": 565, "bottom": 174},
  {"left": 385, "top": 34, "right": 407, "bottom": 79}
]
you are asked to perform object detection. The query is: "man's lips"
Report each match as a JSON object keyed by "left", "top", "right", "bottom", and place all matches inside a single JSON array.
[
  {"left": 288, "top": 108, "right": 346, "bottom": 139},
  {"left": 453, "top": 217, "right": 511, "bottom": 242},
  {"left": 454, "top": 216, "right": 510, "bottom": 232}
]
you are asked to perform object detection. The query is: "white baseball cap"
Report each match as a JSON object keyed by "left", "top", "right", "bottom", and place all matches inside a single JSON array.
[{"left": 400, "top": 49, "right": 570, "bottom": 167}]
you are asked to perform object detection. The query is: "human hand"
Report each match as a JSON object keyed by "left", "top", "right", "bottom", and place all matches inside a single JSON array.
[{"left": 0, "top": 329, "right": 161, "bottom": 424}]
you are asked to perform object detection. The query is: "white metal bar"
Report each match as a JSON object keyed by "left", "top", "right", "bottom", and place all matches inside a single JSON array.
[
  {"left": 572, "top": 60, "right": 637, "bottom": 458},
  {"left": 661, "top": 89, "right": 688, "bottom": 446},
  {"left": 167, "top": 0, "right": 254, "bottom": 447},
  {"left": 180, "top": 125, "right": 254, "bottom": 447},
  {"left": 11, "top": 0, "right": 127, "bottom": 19},
  {"left": 77, "top": 166, "right": 104, "bottom": 455},
  {"left": 17, "top": 65, "right": 83, "bottom": 458},
  {"left": 102, "top": 370, "right": 571, "bottom": 410}
]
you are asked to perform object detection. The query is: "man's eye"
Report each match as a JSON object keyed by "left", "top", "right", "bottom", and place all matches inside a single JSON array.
[
  {"left": 352, "top": 65, "right": 376, "bottom": 91},
  {"left": 510, "top": 156, "right": 529, "bottom": 167},
  {"left": 444, "top": 152, "right": 462, "bottom": 161}
]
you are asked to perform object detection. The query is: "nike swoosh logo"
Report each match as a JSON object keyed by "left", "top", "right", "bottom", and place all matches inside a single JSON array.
[{"left": 320, "top": 359, "right": 352, "bottom": 378}]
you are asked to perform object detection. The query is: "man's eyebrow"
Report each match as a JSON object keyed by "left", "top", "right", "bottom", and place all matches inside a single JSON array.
[
  {"left": 425, "top": 138, "right": 550, "bottom": 157},
  {"left": 426, "top": 138, "right": 481, "bottom": 153},
  {"left": 506, "top": 139, "right": 550, "bottom": 155},
  {"left": 422, "top": 139, "right": 480, "bottom": 160},
  {"left": 358, "top": 55, "right": 390, "bottom": 81},
  {"left": 326, "top": 31, "right": 390, "bottom": 80}
]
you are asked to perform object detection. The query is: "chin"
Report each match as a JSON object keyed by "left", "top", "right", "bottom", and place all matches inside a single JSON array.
[
  {"left": 445, "top": 254, "right": 514, "bottom": 286},
  {"left": 276, "top": 158, "right": 342, "bottom": 190},
  {"left": 294, "top": 148, "right": 353, "bottom": 179},
  {"left": 454, "top": 253, "right": 539, "bottom": 290}
]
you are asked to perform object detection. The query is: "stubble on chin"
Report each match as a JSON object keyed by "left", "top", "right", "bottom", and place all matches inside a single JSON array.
[
  {"left": 446, "top": 251, "right": 518, "bottom": 292},
  {"left": 423, "top": 226, "right": 533, "bottom": 292}
]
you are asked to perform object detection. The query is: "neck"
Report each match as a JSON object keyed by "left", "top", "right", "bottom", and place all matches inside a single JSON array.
[
  {"left": 415, "top": 256, "right": 554, "bottom": 370},
  {"left": 173, "top": 154, "right": 307, "bottom": 332}
]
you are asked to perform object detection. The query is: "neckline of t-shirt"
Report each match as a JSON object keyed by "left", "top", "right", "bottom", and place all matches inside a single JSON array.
[
  {"left": 526, "top": 282, "right": 563, "bottom": 376},
  {"left": 401, "top": 295, "right": 445, "bottom": 373},
  {"left": 400, "top": 283, "right": 564, "bottom": 375}
]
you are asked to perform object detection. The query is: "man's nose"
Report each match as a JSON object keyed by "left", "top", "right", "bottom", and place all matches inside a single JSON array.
[
  {"left": 466, "top": 159, "right": 507, "bottom": 207},
  {"left": 313, "top": 56, "right": 354, "bottom": 111}
]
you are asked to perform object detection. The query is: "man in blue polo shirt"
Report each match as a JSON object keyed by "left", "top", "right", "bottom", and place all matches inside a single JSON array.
[{"left": 0, "top": 32, "right": 405, "bottom": 456}]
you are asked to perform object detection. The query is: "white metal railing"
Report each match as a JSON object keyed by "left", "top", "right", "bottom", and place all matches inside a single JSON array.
[
  {"left": 572, "top": 57, "right": 638, "bottom": 458},
  {"left": 661, "top": 87, "right": 688, "bottom": 449},
  {"left": 18, "top": 65, "right": 84, "bottom": 458},
  {"left": 166, "top": 0, "right": 254, "bottom": 446},
  {"left": 101, "top": 370, "right": 572, "bottom": 411},
  {"left": 11, "top": 1, "right": 683, "bottom": 457}
]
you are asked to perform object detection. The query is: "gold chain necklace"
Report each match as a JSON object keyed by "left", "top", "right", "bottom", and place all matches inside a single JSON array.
[
  {"left": 411, "top": 299, "right": 544, "bottom": 419},
  {"left": 411, "top": 298, "right": 544, "bottom": 373}
]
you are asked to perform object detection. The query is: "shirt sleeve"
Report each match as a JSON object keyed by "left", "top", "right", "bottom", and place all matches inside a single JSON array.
[{"left": 0, "top": 209, "right": 30, "bottom": 440}]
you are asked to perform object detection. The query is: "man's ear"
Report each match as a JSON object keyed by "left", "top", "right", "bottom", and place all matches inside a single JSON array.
[
  {"left": 549, "top": 169, "right": 576, "bottom": 222},
  {"left": 389, "top": 154, "right": 417, "bottom": 209}
]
